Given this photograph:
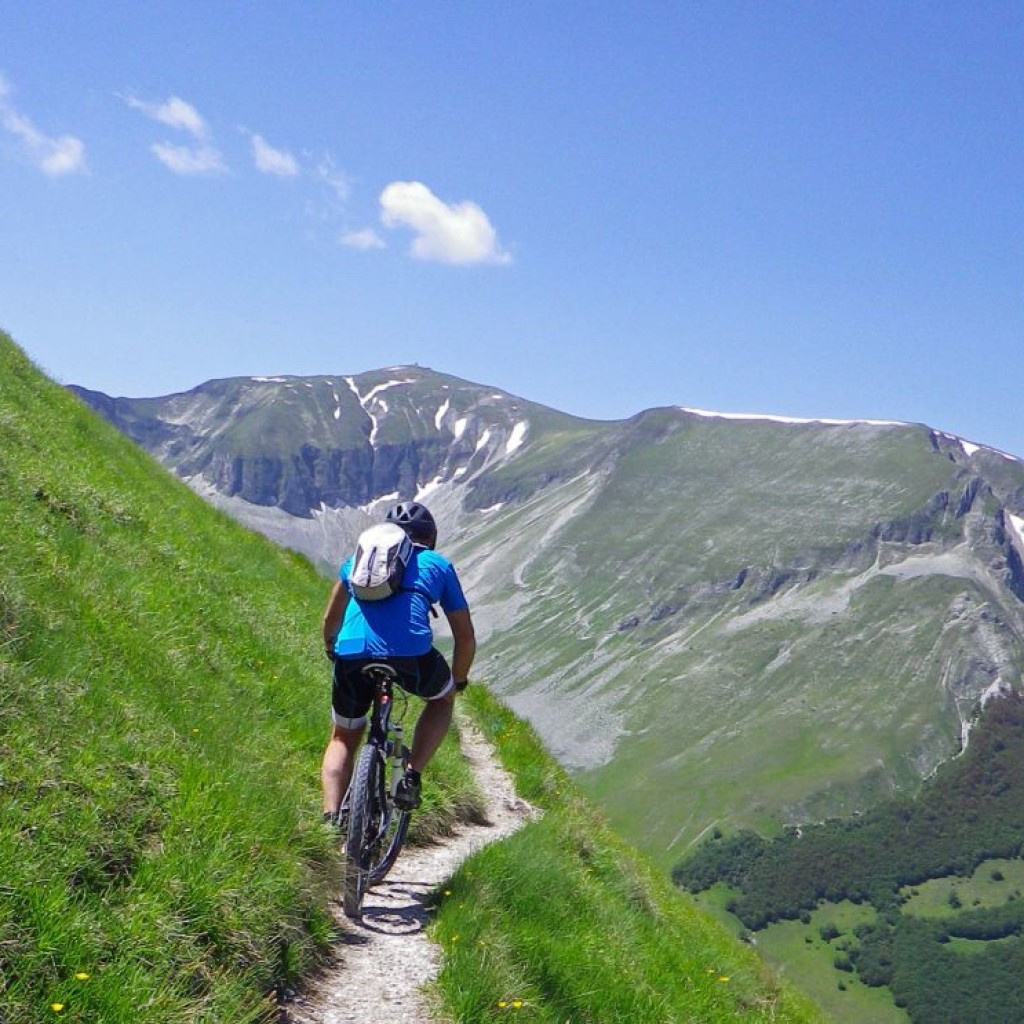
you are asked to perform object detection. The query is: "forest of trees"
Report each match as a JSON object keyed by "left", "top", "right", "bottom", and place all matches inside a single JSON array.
[
  {"left": 673, "top": 693, "right": 1024, "bottom": 1023},
  {"left": 852, "top": 909, "right": 1024, "bottom": 1021}
]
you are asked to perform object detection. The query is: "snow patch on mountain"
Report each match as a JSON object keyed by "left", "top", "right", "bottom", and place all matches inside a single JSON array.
[
  {"left": 506, "top": 421, "right": 528, "bottom": 454},
  {"left": 934, "top": 431, "right": 1022, "bottom": 464},
  {"left": 435, "top": 398, "right": 450, "bottom": 430},
  {"left": 1009, "top": 514, "right": 1024, "bottom": 549},
  {"left": 416, "top": 477, "right": 444, "bottom": 502},
  {"left": 362, "top": 378, "right": 418, "bottom": 404},
  {"left": 343, "top": 375, "right": 419, "bottom": 446},
  {"left": 360, "top": 492, "right": 400, "bottom": 515},
  {"left": 680, "top": 407, "right": 906, "bottom": 429}
]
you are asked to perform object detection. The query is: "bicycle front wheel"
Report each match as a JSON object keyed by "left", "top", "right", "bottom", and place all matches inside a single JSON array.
[
  {"left": 342, "top": 745, "right": 384, "bottom": 919},
  {"left": 369, "top": 792, "right": 410, "bottom": 886}
]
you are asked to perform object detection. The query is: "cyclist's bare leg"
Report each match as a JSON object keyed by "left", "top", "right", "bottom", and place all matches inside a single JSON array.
[
  {"left": 321, "top": 723, "right": 364, "bottom": 815},
  {"left": 408, "top": 691, "right": 456, "bottom": 774}
]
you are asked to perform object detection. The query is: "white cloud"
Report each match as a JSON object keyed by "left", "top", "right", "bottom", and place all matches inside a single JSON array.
[
  {"left": 39, "top": 135, "right": 86, "bottom": 176},
  {"left": 315, "top": 155, "right": 351, "bottom": 202},
  {"left": 150, "top": 141, "right": 227, "bottom": 176},
  {"left": 0, "top": 71, "right": 87, "bottom": 176},
  {"left": 125, "top": 94, "right": 209, "bottom": 139},
  {"left": 340, "top": 227, "right": 386, "bottom": 251},
  {"left": 379, "top": 181, "right": 511, "bottom": 265},
  {"left": 125, "top": 93, "right": 226, "bottom": 176},
  {"left": 247, "top": 131, "right": 299, "bottom": 177}
]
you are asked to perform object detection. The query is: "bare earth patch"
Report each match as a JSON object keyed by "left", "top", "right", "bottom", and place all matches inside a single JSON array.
[{"left": 285, "top": 715, "right": 535, "bottom": 1024}]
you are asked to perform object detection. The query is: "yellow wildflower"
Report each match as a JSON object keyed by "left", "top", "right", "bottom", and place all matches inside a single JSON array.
[
  {"left": 75, "top": 972, "right": 90, "bottom": 981},
  {"left": 51, "top": 1005, "right": 64, "bottom": 1013}
]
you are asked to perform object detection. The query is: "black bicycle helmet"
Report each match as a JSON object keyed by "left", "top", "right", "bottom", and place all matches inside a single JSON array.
[{"left": 385, "top": 501, "right": 438, "bottom": 549}]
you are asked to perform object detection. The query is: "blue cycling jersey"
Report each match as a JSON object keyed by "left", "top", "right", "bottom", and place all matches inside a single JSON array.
[{"left": 333, "top": 546, "right": 468, "bottom": 659}]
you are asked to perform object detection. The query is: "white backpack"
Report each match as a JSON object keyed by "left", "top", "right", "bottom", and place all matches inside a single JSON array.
[{"left": 348, "top": 523, "right": 413, "bottom": 601}]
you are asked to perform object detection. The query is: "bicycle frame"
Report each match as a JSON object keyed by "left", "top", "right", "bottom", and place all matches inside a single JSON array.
[
  {"left": 364, "top": 664, "right": 409, "bottom": 807},
  {"left": 341, "top": 662, "right": 412, "bottom": 918}
]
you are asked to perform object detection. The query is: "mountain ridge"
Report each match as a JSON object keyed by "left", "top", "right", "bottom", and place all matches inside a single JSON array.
[{"left": 69, "top": 368, "right": 1024, "bottom": 868}]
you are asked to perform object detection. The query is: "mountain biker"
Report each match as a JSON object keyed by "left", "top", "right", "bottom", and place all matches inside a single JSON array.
[{"left": 319, "top": 501, "right": 476, "bottom": 823}]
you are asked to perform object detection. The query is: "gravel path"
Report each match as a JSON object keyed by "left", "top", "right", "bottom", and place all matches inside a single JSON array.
[{"left": 284, "top": 715, "right": 535, "bottom": 1024}]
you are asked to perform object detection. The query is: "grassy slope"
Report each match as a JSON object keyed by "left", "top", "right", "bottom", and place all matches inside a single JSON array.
[
  {"left": 80, "top": 365, "right": 1024, "bottom": 873},
  {"left": 571, "top": 418, "right": 975, "bottom": 858},
  {"left": 1, "top": 332, "right": 827, "bottom": 1022},
  {"left": 429, "top": 686, "right": 826, "bottom": 1023},
  {"left": 462, "top": 411, "right": 1024, "bottom": 864},
  {"left": 0, "top": 335, "right": 477, "bottom": 1022}
]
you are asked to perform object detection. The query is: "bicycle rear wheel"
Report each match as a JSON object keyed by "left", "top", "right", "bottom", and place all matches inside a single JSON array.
[{"left": 342, "top": 745, "right": 384, "bottom": 918}]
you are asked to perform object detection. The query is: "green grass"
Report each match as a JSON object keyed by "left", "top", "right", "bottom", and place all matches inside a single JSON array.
[
  {"left": 692, "top": 891, "right": 910, "bottom": 1022},
  {"left": 1, "top": 329, "right": 826, "bottom": 1022},
  {"left": 433, "top": 687, "right": 827, "bottom": 1023},
  {"left": 754, "top": 906, "right": 909, "bottom": 1024},
  {"left": 0, "top": 334, "right": 478, "bottom": 1022},
  {"left": 578, "top": 568, "right": 974, "bottom": 865},
  {"left": 900, "top": 858, "right": 1024, "bottom": 919}
]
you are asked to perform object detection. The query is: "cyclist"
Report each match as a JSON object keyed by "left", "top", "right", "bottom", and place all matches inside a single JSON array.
[{"left": 320, "top": 501, "right": 476, "bottom": 823}]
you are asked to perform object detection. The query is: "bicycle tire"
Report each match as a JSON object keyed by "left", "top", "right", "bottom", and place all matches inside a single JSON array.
[
  {"left": 342, "top": 744, "right": 382, "bottom": 918},
  {"left": 369, "top": 793, "right": 410, "bottom": 885}
]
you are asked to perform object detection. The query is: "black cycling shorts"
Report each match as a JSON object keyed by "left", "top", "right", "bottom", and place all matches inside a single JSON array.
[{"left": 331, "top": 648, "right": 454, "bottom": 728}]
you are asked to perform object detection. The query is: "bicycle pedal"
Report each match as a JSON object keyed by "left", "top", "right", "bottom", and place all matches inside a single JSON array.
[{"left": 394, "top": 772, "right": 422, "bottom": 811}]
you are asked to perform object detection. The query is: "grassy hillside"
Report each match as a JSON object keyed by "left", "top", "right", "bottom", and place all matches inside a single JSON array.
[
  {"left": 2, "top": 330, "right": 826, "bottom": 1021},
  {"left": 0, "top": 334, "right": 478, "bottom": 1022},
  {"left": 453, "top": 410, "right": 1024, "bottom": 863},
  {"left": 431, "top": 687, "right": 825, "bottom": 1022}
]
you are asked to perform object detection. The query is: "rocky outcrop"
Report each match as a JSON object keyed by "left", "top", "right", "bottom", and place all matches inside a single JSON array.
[{"left": 199, "top": 439, "right": 453, "bottom": 517}]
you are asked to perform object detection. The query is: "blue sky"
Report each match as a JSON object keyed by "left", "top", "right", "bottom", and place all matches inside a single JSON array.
[{"left": 2, "top": 3, "right": 1023, "bottom": 455}]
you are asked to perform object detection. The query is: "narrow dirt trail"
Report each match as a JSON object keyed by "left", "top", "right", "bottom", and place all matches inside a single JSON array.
[{"left": 284, "top": 715, "right": 535, "bottom": 1024}]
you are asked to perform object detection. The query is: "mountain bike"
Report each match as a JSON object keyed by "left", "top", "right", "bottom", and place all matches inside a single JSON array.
[{"left": 341, "top": 662, "right": 413, "bottom": 919}]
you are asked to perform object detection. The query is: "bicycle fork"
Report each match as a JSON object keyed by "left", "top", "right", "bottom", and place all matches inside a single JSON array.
[{"left": 387, "top": 721, "right": 409, "bottom": 800}]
